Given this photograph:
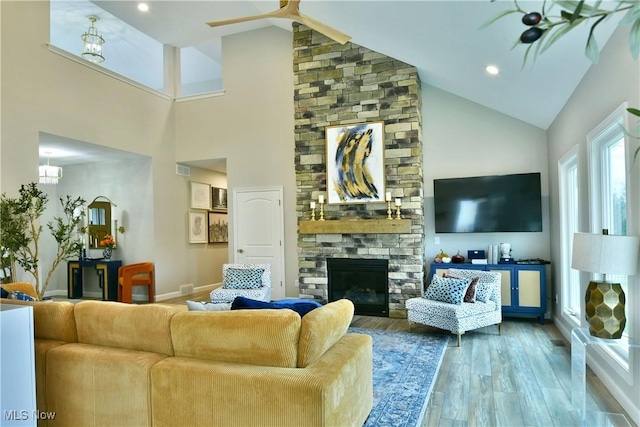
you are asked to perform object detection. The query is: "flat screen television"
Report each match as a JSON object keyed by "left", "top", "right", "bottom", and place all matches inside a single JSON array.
[{"left": 434, "top": 172, "right": 542, "bottom": 233}]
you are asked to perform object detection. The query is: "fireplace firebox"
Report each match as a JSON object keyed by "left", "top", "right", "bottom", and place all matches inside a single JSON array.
[{"left": 327, "top": 258, "right": 389, "bottom": 317}]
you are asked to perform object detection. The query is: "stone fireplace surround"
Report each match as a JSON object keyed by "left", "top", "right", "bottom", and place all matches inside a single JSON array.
[{"left": 293, "top": 24, "right": 425, "bottom": 318}]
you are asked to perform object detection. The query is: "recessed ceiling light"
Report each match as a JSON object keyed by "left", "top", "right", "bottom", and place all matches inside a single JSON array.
[
  {"left": 138, "top": 3, "right": 149, "bottom": 12},
  {"left": 486, "top": 65, "right": 500, "bottom": 76}
]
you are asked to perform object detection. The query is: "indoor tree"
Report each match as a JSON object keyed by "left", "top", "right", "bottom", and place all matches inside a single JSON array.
[{"left": 0, "top": 183, "right": 85, "bottom": 299}]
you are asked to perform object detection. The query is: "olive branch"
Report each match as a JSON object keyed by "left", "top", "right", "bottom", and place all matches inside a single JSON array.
[{"left": 482, "top": 0, "right": 640, "bottom": 162}]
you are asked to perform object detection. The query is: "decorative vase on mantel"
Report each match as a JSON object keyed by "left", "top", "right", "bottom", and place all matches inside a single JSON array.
[{"left": 103, "top": 247, "right": 113, "bottom": 261}]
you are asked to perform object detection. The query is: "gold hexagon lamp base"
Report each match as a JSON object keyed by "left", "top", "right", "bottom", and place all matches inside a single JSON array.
[{"left": 585, "top": 281, "right": 626, "bottom": 339}]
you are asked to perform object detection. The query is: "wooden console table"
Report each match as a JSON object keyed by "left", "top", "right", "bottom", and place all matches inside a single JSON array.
[
  {"left": 299, "top": 219, "right": 412, "bottom": 234},
  {"left": 67, "top": 259, "right": 122, "bottom": 301}
]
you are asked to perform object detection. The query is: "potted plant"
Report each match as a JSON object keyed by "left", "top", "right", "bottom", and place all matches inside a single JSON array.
[{"left": 0, "top": 183, "right": 85, "bottom": 299}]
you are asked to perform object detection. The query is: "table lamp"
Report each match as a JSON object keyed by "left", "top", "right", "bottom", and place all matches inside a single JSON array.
[{"left": 572, "top": 229, "right": 639, "bottom": 339}]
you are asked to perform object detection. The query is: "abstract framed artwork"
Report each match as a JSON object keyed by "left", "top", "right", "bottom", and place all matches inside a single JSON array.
[
  {"left": 188, "top": 210, "right": 207, "bottom": 244},
  {"left": 325, "top": 121, "right": 386, "bottom": 204},
  {"left": 190, "top": 181, "right": 211, "bottom": 210},
  {"left": 211, "top": 187, "right": 228, "bottom": 212},
  {"left": 208, "top": 212, "right": 228, "bottom": 243}
]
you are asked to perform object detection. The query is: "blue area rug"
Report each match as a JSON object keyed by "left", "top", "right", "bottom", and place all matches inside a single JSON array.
[{"left": 349, "top": 328, "right": 449, "bottom": 427}]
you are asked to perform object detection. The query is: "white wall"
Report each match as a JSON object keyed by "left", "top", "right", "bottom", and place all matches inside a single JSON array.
[
  {"left": 0, "top": 1, "right": 209, "bottom": 298},
  {"left": 548, "top": 26, "right": 640, "bottom": 424},
  {"left": 422, "top": 85, "right": 550, "bottom": 263},
  {"left": 39, "top": 157, "right": 155, "bottom": 297},
  {"left": 174, "top": 26, "right": 297, "bottom": 296}
]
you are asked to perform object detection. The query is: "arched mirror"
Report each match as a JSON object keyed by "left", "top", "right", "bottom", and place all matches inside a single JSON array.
[{"left": 87, "top": 197, "right": 112, "bottom": 248}]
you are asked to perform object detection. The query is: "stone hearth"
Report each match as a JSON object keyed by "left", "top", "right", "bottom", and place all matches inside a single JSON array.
[{"left": 293, "top": 24, "right": 424, "bottom": 318}]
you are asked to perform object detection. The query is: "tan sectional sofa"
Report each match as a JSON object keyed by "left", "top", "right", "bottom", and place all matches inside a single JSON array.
[{"left": 2, "top": 298, "right": 372, "bottom": 427}]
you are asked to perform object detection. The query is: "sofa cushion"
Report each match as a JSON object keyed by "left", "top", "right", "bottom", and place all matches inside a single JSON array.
[
  {"left": 424, "top": 275, "right": 470, "bottom": 305},
  {"left": 444, "top": 273, "right": 478, "bottom": 303},
  {"left": 210, "top": 287, "right": 270, "bottom": 303},
  {"left": 231, "top": 296, "right": 322, "bottom": 317},
  {"left": 406, "top": 297, "right": 497, "bottom": 318},
  {"left": 1, "top": 299, "right": 78, "bottom": 342},
  {"left": 171, "top": 309, "right": 301, "bottom": 368},
  {"left": 46, "top": 343, "right": 166, "bottom": 426},
  {"left": 297, "top": 299, "right": 354, "bottom": 368},
  {"left": 444, "top": 269, "right": 500, "bottom": 303},
  {"left": 74, "top": 301, "right": 178, "bottom": 356}
]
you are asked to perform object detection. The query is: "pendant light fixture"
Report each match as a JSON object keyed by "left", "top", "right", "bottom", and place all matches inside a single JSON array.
[
  {"left": 81, "top": 16, "right": 105, "bottom": 63},
  {"left": 39, "top": 152, "right": 63, "bottom": 185}
]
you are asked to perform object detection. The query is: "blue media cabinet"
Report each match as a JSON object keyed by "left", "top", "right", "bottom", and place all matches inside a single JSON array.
[{"left": 429, "top": 262, "right": 548, "bottom": 324}]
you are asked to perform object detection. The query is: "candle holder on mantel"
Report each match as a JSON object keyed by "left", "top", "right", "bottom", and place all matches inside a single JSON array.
[
  {"left": 310, "top": 201, "right": 316, "bottom": 221},
  {"left": 318, "top": 195, "right": 325, "bottom": 221},
  {"left": 395, "top": 198, "right": 402, "bottom": 220},
  {"left": 387, "top": 200, "right": 392, "bottom": 220}
]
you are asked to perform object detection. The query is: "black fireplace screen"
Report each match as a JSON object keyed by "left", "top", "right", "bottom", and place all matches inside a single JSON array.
[{"left": 327, "top": 258, "right": 389, "bottom": 317}]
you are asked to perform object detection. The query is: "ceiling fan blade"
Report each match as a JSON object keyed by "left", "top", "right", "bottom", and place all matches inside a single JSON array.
[
  {"left": 206, "top": 9, "right": 283, "bottom": 28},
  {"left": 206, "top": 0, "right": 351, "bottom": 46},
  {"left": 296, "top": 13, "right": 351, "bottom": 45}
]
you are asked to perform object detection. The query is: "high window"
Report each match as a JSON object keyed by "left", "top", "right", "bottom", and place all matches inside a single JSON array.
[{"left": 50, "top": 0, "right": 223, "bottom": 97}]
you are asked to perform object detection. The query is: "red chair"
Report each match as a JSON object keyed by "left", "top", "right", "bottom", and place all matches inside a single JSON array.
[{"left": 118, "top": 262, "right": 155, "bottom": 304}]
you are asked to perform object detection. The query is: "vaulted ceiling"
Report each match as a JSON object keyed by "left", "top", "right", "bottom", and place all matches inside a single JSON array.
[{"left": 44, "top": 0, "right": 623, "bottom": 165}]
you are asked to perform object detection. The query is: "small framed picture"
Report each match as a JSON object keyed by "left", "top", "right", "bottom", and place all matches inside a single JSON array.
[
  {"left": 188, "top": 210, "right": 207, "bottom": 244},
  {"left": 190, "top": 181, "right": 211, "bottom": 210},
  {"left": 208, "top": 212, "right": 228, "bottom": 243},
  {"left": 212, "top": 187, "right": 228, "bottom": 212}
]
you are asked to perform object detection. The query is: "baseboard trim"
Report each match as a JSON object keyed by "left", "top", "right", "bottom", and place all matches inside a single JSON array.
[
  {"left": 44, "top": 283, "right": 222, "bottom": 302},
  {"left": 153, "top": 283, "right": 220, "bottom": 302}
]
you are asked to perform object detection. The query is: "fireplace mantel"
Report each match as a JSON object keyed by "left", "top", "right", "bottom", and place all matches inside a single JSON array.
[{"left": 299, "top": 219, "right": 411, "bottom": 234}]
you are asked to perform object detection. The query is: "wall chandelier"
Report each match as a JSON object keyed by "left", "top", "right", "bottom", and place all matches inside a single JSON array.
[
  {"left": 39, "top": 152, "right": 63, "bottom": 185},
  {"left": 81, "top": 16, "right": 105, "bottom": 63}
]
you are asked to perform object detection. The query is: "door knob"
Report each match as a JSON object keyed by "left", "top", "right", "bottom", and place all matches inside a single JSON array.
[{"left": 237, "top": 249, "right": 244, "bottom": 253}]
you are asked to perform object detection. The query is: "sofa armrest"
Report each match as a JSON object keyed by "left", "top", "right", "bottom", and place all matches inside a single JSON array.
[{"left": 301, "top": 333, "right": 373, "bottom": 426}]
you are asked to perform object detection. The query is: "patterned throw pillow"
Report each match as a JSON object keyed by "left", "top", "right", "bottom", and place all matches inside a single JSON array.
[
  {"left": 424, "top": 275, "right": 471, "bottom": 305},
  {"left": 186, "top": 300, "right": 231, "bottom": 311},
  {"left": 9, "top": 291, "right": 37, "bottom": 301},
  {"left": 474, "top": 282, "right": 491, "bottom": 303},
  {"left": 223, "top": 268, "right": 264, "bottom": 289},
  {"left": 444, "top": 273, "right": 478, "bottom": 303},
  {"left": 445, "top": 269, "right": 494, "bottom": 303}
]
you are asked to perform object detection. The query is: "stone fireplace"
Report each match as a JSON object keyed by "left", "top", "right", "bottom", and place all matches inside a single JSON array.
[{"left": 293, "top": 24, "right": 424, "bottom": 318}]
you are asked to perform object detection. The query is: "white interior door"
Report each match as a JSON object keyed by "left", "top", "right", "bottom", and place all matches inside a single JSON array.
[{"left": 232, "top": 187, "right": 285, "bottom": 300}]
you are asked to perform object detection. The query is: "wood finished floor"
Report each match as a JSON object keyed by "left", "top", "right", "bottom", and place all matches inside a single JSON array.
[{"left": 163, "top": 290, "right": 635, "bottom": 427}]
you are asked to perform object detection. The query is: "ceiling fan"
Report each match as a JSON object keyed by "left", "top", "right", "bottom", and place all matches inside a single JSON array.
[{"left": 206, "top": 0, "right": 351, "bottom": 45}]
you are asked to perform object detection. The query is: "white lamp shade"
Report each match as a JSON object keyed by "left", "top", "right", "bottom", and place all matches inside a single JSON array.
[{"left": 572, "top": 232, "right": 640, "bottom": 276}]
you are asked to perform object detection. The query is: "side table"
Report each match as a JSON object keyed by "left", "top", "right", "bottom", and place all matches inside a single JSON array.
[
  {"left": 571, "top": 327, "right": 639, "bottom": 426},
  {"left": 67, "top": 259, "right": 122, "bottom": 301}
]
